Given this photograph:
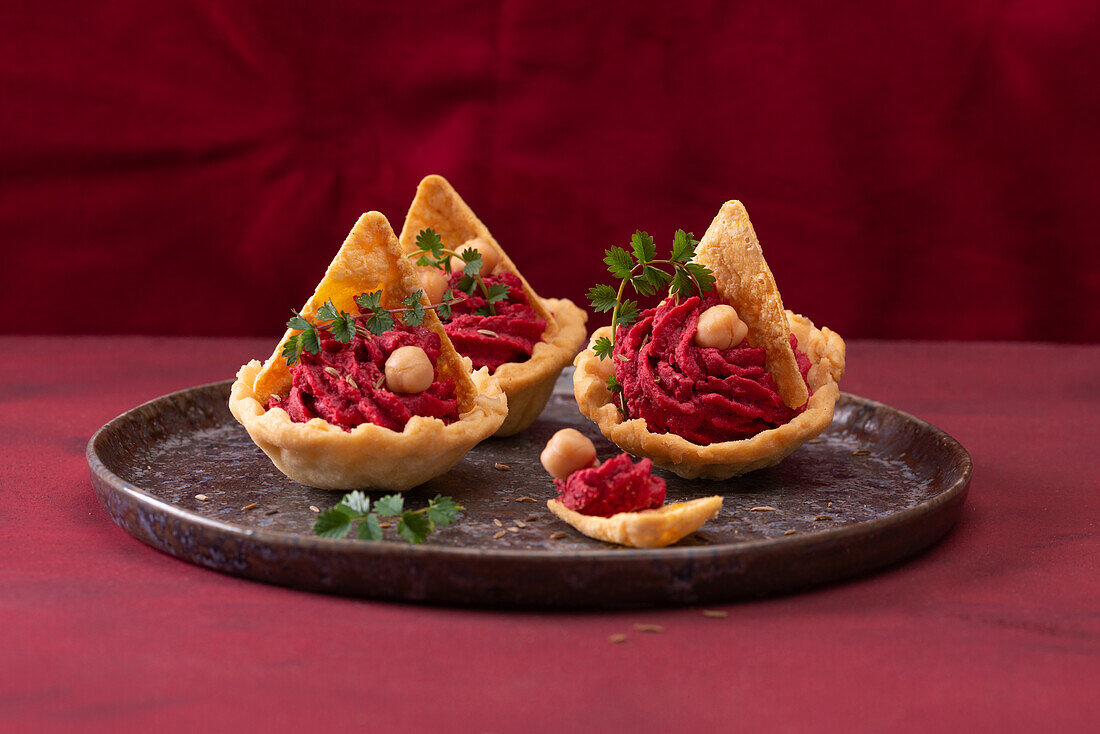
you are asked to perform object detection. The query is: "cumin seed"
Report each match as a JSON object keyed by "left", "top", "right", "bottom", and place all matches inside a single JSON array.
[
  {"left": 702, "top": 610, "right": 728, "bottom": 618},
  {"left": 749, "top": 506, "right": 778, "bottom": 512},
  {"left": 608, "top": 633, "right": 628, "bottom": 644},
  {"left": 514, "top": 520, "right": 526, "bottom": 528},
  {"left": 507, "top": 527, "right": 519, "bottom": 533},
  {"left": 633, "top": 624, "right": 663, "bottom": 633},
  {"left": 309, "top": 505, "right": 320, "bottom": 513},
  {"left": 852, "top": 449, "right": 871, "bottom": 456},
  {"left": 515, "top": 497, "right": 537, "bottom": 503},
  {"left": 784, "top": 529, "right": 796, "bottom": 535},
  {"left": 379, "top": 522, "right": 392, "bottom": 529},
  {"left": 526, "top": 516, "right": 539, "bottom": 522},
  {"left": 550, "top": 532, "right": 567, "bottom": 539},
  {"left": 194, "top": 494, "right": 208, "bottom": 501},
  {"left": 346, "top": 376, "right": 358, "bottom": 390},
  {"left": 242, "top": 503, "right": 258, "bottom": 511},
  {"left": 323, "top": 366, "right": 341, "bottom": 378},
  {"left": 814, "top": 515, "right": 834, "bottom": 521},
  {"left": 264, "top": 509, "right": 278, "bottom": 516},
  {"left": 492, "top": 531, "right": 506, "bottom": 539},
  {"left": 477, "top": 329, "right": 499, "bottom": 338},
  {"left": 493, "top": 463, "right": 511, "bottom": 471},
  {"left": 373, "top": 374, "right": 385, "bottom": 389},
  {"left": 493, "top": 518, "right": 503, "bottom": 527}
]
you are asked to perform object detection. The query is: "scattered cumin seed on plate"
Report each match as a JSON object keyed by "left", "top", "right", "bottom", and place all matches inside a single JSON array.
[
  {"left": 507, "top": 527, "right": 519, "bottom": 533},
  {"left": 814, "top": 515, "right": 834, "bottom": 521},
  {"left": 493, "top": 462, "right": 511, "bottom": 471},
  {"left": 550, "top": 532, "right": 568, "bottom": 539},
  {"left": 514, "top": 520, "right": 526, "bottom": 528},
  {"left": 784, "top": 529, "right": 796, "bottom": 535},
  {"left": 608, "top": 633, "right": 628, "bottom": 644},
  {"left": 749, "top": 506, "right": 778, "bottom": 512},
  {"left": 515, "top": 497, "right": 537, "bottom": 502},
  {"left": 309, "top": 505, "right": 320, "bottom": 513},
  {"left": 852, "top": 449, "right": 871, "bottom": 456},
  {"left": 194, "top": 494, "right": 208, "bottom": 501},
  {"left": 633, "top": 624, "right": 663, "bottom": 633},
  {"left": 526, "top": 516, "right": 539, "bottom": 522},
  {"left": 827, "top": 501, "right": 833, "bottom": 508},
  {"left": 492, "top": 531, "right": 506, "bottom": 540},
  {"left": 493, "top": 518, "right": 503, "bottom": 527},
  {"left": 264, "top": 509, "right": 278, "bottom": 516},
  {"left": 242, "top": 503, "right": 258, "bottom": 511},
  {"left": 702, "top": 610, "right": 728, "bottom": 618}
]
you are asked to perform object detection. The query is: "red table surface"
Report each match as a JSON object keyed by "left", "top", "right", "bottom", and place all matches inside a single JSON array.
[{"left": 0, "top": 336, "right": 1097, "bottom": 733}]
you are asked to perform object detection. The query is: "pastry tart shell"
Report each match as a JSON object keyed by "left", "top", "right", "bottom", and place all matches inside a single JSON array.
[
  {"left": 229, "top": 359, "right": 507, "bottom": 491},
  {"left": 572, "top": 312, "right": 846, "bottom": 479}
]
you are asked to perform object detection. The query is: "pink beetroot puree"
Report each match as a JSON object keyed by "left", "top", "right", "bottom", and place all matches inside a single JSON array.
[
  {"left": 614, "top": 293, "right": 812, "bottom": 444},
  {"left": 268, "top": 326, "right": 459, "bottom": 432},
  {"left": 443, "top": 271, "right": 546, "bottom": 372},
  {"left": 555, "top": 453, "right": 666, "bottom": 517}
]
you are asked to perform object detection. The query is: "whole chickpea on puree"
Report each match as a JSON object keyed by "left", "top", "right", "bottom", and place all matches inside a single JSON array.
[
  {"left": 384, "top": 346, "right": 434, "bottom": 394},
  {"left": 694, "top": 304, "right": 748, "bottom": 350}
]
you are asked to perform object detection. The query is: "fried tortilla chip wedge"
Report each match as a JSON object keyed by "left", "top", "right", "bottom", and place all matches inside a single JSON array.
[
  {"left": 251, "top": 211, "right": 478, "bottom": 412},
  {"left": 398, "top": 174, "right": 556, "bottom": 331},
  {"left": 695, "top": 201, "right": 809, "bottom": 409},
  {"left": 547, "top": 496, "right": 723, "bottom": 548}
]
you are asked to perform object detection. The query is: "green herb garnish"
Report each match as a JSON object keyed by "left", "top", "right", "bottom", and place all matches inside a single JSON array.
[
  {"left": 587, "top": 230, "right": 715, "bottom": 416},
  {"left": 409, "top": 228, "right": 509, "bottom": 317},
  {"left": 313, "top": 491, "right": 463, "bottom": 544}
]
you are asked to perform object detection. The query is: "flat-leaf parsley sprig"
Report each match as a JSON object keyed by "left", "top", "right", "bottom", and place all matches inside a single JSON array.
[
  {"left": 586, "top": 230, "right": 716, "bottom": 415},
  {"left": 312, "top": 491, "right": 463, "bottom": 544},
  {"left": 281, "top": 288, "right": 463, "bottom": 366},
  {"left": 409, "top": 228, "right": 510, "bottom": 317}
]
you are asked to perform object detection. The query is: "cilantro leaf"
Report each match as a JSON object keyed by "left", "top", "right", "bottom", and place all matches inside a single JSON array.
[
  {"left": 402, "top": 292, "right": 426, "bottom": 327},
  {"left": 281, "top": 334, "right": 303, "bottom": 365},
  {"left": 484, "top": 283, "right": 510, "bottom": 305},
  {"left": 460, "top": 248, "right": 483, "bottom": 277},
  {"left": 415, "top": 228, "right": 444, "bottom": 258},
  {"left": 313, "top": 509, "right": 354, "bottom": 538},
  {"left": 669, "top": 267, "right": 695, "bottom": 298},
  {"left": 606, "top": 374, "right": 622, "bottom": 393},
  {"left": 436, "top": 288, "right": 453, "bottom": 321},
  {"left": 287, "top": 314, "right": 311, "bottom": 331},
  {"left": 685, "top": 262, "right": 716, "bottom": 294},
  {"left": 373, "top": 494, "right": 404, "bottom": 517},
  {"left": 426, "top": 495, "right": 462, "bottom": 528},
  {"left": 316, "top": 299, "right": 339, "bottom": 322},
  {"left": 364, "top": 310, "right": 395, "bottom": 336},
  {"left": 339, "top": 490, "right": 371, "bottom": 514},
  {"left": 398, "top": 511, "right": 432, "bottom": 544},
  {"left": 671, "top": 230, "right": 697, "bottom": 263},
  {"left": 631, "top": 231, "right": 656, "bottom": 264},
  {"left": 457, "top": 274, "right": 478, "bottom": 296},
  {"left": 355, "top": 290, "right": 382, "bottom": 312},
  {"left": 592, "top": 335, "right": 614, "bottom": 360},
  {"left": 604, "top": 247, "right": 634, "bottom": 279},
  {"left": 298, "top": 324, "right": 320, "bottom": 354},
  {"left": 614, "top": 299, "right": 640, "bottom": 330},
  {"left": 588, "top": 284, "right": 618, "bottom": 313},
  {"left": 357, "top": 513, "right": 383, "bottom": 541},
  {"left": 329, "top": 312, "right": 355, "bottom": 342}
]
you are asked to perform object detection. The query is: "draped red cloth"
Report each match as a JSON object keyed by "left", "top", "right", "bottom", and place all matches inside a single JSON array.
[{"left": 1, "top": 1, "right": 1097, "bottom": 341}]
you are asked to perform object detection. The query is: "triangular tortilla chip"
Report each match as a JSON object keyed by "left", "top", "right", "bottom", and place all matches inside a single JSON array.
[
  {"left": 547, "top": 496, "right": 723, "bottom": 548},
  {"left": 251, "top": 211, "right": 478, "bottom": 413},
  {"left": 398, "top": 174, "right": 556, "bottom": 331},
  {"left": 695, "top": 201, "right": 808, "bottom": 409}
]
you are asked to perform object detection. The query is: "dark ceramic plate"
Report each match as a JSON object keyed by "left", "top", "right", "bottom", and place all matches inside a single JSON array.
[{"left": 87, "top": 372, "right": 971, "bottom": 608}]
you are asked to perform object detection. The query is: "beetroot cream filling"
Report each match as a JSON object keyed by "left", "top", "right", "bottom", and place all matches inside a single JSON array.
[
  {"left": 555, "top": 453, "right": 667, "bottom": 517},
  {"left": 613, "top": 294, "right": 812, "bottom": 444},
  {"left": 268, "top": 326, "right": 459, "bottom": 432},
  {"left": 443, "top": 271, "right": 546, "bottom": 372}
]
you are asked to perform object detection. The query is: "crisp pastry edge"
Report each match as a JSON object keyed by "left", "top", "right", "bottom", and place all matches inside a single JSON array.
[
  {"left": 229, "top": 359, "right": 508, "bottom": 491},
  {"left": 572, "top": 312, "right": 846, "bottom": 479},
  {"left": 547, "top": 496, "right": 723, "bottom": 548}
]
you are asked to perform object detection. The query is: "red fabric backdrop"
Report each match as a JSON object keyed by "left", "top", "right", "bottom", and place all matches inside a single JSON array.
[{"left": 1, "top": 1, "right": 1097, "bottom": 341}]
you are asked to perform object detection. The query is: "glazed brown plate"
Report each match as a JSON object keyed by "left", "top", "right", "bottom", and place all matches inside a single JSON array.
[{"left": 87, "top": 371, "right": 971, "bottom": 608}]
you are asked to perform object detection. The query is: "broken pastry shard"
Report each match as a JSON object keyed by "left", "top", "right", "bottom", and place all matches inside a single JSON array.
[
  {"left": 547, "top": 496, "right": 722, "bottom": 548},
  {"left": 399, "top": 174, "right": 588, "bottom": 436},
  {"left": 229, "top": 211, "right": 507, "bottom": 491},
  {"left": 695, "top": 200, "right": 808, "bottom": 410}
]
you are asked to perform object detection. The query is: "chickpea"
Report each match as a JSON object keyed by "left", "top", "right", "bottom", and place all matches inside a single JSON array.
[
  {"left": 540, "top": 428, "right": 598, "bottom": 480},
  {"left": 384, "top": 346, "right": 434, "bottom": 394},
  {"left": 418, "top": 267, "right": 449, "bottom": 305},
  {"left": 450, "top": 237, "right": 499, "bottom": 275},
  {"left": 694, "top": 305, "right": 749, "bottom": 350}
]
